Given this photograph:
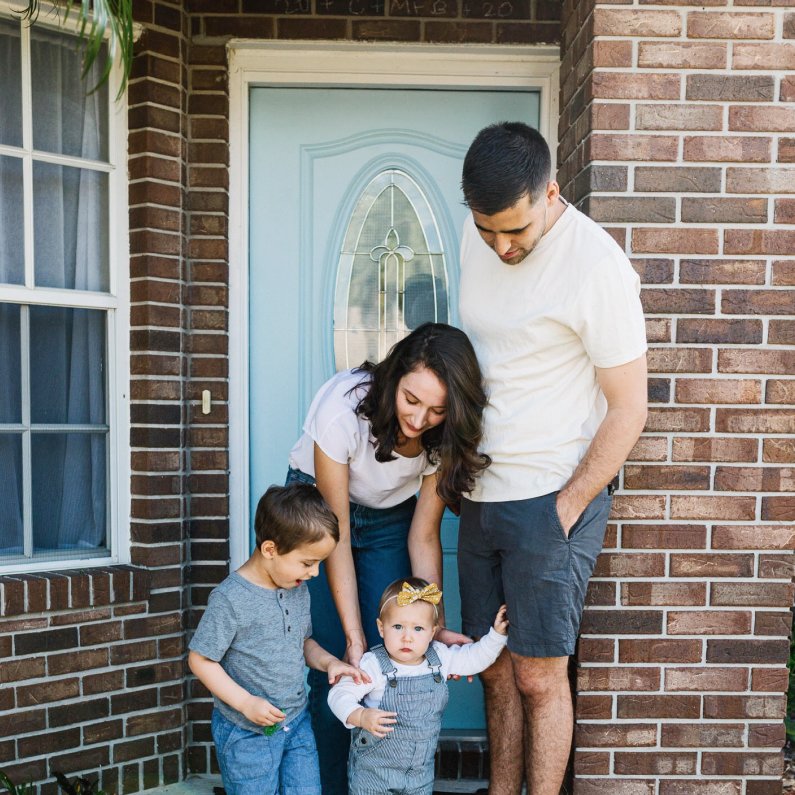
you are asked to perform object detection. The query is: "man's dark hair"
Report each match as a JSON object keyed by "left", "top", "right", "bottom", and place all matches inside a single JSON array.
[
  {"left": 462, "top": 122, "right": 552, "bottom": 215},
  {"left": 254, "top": 483, "right": 339, "bottom": 552}
]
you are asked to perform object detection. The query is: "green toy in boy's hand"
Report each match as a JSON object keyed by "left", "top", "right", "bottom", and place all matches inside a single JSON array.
[{"left": 263, "top": 710, "right": 286, "bottom": 736}]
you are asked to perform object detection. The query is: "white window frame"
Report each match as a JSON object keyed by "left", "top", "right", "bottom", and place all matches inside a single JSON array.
[
  {"left": 0, "top": 1, "right": 130, "bottom": 574},
  {"left": 226, "top": 42, "right": 560, "bottom": 569}
]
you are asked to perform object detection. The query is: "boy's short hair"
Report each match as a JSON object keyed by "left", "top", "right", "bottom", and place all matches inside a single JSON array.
[
  {"left": 378, "top": 576, "right": 439, "bottom": 622},
  {"left": 254, "top": 483, "right": 339, "bottom": 553}
]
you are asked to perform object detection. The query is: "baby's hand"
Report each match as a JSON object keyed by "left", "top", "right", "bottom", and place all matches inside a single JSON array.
[
  {"left": 493, "top": 604, "right": 509, "bottom": 636},
  {"left": 327, "top": 659, "right": 372, "bottom": 686},
  {"left": 241, "top": 694, "right": 285, "bottom": 726},
  {"left": 351, "top": 707, "right": 397, "bottom": 739}
]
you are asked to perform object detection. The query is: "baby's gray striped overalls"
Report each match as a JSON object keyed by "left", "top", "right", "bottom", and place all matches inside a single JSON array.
[{"left": 348, "top": 643, "right": 449, "bottom": 795}]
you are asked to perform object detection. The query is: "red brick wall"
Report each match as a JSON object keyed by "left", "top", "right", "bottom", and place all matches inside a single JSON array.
[
  {"left": 187, "top": 0, "right": 560, "bottom": 44},
  {"left": 559, "top": 2, "right": 795, "bottom": 793},
  {"left": 0, "top": 2, "right": 190, "bottom": 791},
  {"left": 0, "top": 568, "right": 187, "bottom": 793}
]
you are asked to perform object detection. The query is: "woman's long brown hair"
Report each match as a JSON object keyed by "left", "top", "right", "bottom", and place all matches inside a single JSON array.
[{"left": 354, "top": 323, "right": 491, "bottom": 504}]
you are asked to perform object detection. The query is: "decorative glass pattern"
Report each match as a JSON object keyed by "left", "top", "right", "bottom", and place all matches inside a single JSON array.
[{"left": 334, "top": 170, "right": 448, "bottom": 370}]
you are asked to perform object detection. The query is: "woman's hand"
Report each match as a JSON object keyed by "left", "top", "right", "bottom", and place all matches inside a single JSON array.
[
  {"left": 344, "top": 630, "right": 367, "bottom": 669},
  {"left": 349, "top": 707, "right": 398, "bottom": 738},
  {"left": 435, "top": 628, "right": 476, "bottom": 682},
  {"left": 435, "top": 627, "right": 473, "bottom": 647}
]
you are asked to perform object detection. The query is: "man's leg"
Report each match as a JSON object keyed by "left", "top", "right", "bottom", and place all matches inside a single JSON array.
[
  {"left": 512, "top": 654, "right": 571, "bottom": 795},
  {"left": 458, "top": 498, "right": 515, "bottom": 794},
  {"left": 479, "top": 648, "right": 524, "bottom": 795}
]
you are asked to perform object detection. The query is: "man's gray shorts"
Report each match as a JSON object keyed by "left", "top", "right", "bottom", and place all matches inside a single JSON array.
[{"left": 458, "top": 489, "right": 611, "bottom": 658}]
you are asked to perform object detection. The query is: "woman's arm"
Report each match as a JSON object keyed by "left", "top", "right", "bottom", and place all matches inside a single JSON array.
[
  {"left": 313, "top": 444, "right": 367, "bottom": 667},
  {"left": 407, "top": 472, "right": 470, "bottom": 645},
  {"left": 407, "top": 472, "right": 446, "bottom": 586},
  {"left": 187, "top": 650, "right": 285, "bottom": 726}
]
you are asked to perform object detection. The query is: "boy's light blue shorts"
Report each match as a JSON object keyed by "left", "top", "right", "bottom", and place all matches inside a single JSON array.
[{"left": 211, "top": 707, "right": 321, "bottom": 795}]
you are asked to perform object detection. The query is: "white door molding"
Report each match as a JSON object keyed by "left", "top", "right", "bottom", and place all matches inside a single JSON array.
[{"left": 227, "top": 41, "right": 561, "bottom": 569}]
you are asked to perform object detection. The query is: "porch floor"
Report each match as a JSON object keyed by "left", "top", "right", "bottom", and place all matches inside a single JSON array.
[{"left": 145, "top": 775, "right": 489, "bottom": 794}]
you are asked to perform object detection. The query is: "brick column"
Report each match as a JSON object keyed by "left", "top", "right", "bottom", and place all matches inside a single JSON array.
[
  {"left": 559, "top": 3, "right": 795, "bottom": 793},
  {"left": 127, "top": 0, "right": 190, "bottom": 790}
]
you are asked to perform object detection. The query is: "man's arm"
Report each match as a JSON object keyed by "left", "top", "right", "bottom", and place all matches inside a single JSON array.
[{"left": 555, "top": 354, "right": 648, "bottom": 534}]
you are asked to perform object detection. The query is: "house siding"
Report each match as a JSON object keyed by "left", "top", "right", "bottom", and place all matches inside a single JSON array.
[
  {"left": 558, "top": 2, "right": 795, "bottom": 793},
  {"left": 2, "top": 0, "right": 794, "bottom": 792}
]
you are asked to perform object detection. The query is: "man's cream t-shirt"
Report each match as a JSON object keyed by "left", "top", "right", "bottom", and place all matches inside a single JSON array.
[{"left": 459, "top": 202, "right": 647, "bottom": 503}]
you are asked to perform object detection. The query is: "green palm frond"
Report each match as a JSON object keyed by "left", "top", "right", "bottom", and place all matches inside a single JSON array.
[
  {"left": 20, "top": 0, "right": 134, "bottom": 99},
  {"left": 0, "top": 769, "right": 35, "bottom": 795}
]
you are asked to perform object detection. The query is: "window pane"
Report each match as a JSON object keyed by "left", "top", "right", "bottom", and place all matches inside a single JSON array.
[
  {"left": 32, "top": 432, "right": 107, "bottom": 556},
  {"left": 0, "top": 17, "right": 22, "bottom": 147},
  {"left": 30, "top": 306, "right": 106, "bottom": 425},
  {"left": 0, "top": 434, "right": 23, "bottom": 556},
  {"left": 0, "top": 304, "right": 21, "bottom": 422},
  {"left": 31, "top": 26, "right": 108, "bottom": 161},
  {"left": 0, "top": 156, "right": 25, "bottom": 285},
  {"left": 33, "top": 161, "right": 109, "bottom": 291}
]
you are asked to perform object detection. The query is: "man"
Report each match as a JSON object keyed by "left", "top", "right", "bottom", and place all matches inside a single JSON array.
[{"left": 457, "top": 122, "right": 648, "bottom": 795}]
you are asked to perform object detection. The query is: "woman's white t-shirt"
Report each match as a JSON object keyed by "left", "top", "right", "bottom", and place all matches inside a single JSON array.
[{"left": 289, "top": 369, "right": 437, "bottom": 509}]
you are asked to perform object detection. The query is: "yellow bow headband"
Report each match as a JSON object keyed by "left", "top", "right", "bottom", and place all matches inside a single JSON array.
[{"left": 396, "top": 581, "right": 442, "bottom": 607}]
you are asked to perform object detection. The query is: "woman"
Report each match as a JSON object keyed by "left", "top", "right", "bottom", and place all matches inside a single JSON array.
[{"left": 286, "top": 322, "right": 490, "bottom": 795}]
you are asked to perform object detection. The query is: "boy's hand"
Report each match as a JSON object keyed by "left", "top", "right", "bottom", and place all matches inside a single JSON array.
[
  {"left": 327, "top": 659, "right": 372, "bottom": 686},
  {"left": 350, "top": 707, "right": 397, "bottom": 739},
  {"left": 241, "top": 694, "right": 286, "bottom": 726},
  {"left": 493, "top": 604, "right": 509, "bottom": 636}
]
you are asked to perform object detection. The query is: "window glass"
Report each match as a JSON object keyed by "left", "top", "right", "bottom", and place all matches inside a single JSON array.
[
  {"left": 32, "top": 432, "right": 107, "bottom": 557},
  {"left": 30, "top": 306, "right": 106, "bottom": 425},
  {"left": 0, "top": 18, "right": 22, "bottom": 147},
  {"left": 31, "top": 25, "right": 108, "bottom": 161},
  {"left": 0, "top": 156, "right": 25, "bottom": 286},
  {"left": 0, "top": 434, "right": 23, "bottom": 555},
  {"left": 0, "top": 18, "right": 119, "bottom": 570},
  {"left": 33, "top": 162, "right": 109, "bottom": 291},
  {"left": 0, "top": 303, "right": 21, "bottom": 423}
]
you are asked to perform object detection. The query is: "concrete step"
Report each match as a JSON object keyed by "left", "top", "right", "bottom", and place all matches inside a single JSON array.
[{"left": 144, "top": 775, "right": 489, "bottom": 794}]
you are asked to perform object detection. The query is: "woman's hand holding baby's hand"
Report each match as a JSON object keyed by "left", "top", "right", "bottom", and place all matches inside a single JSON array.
[
  {"left": 435, "top": 627, "right": 473, "bottom": 647},
  {"left": 327, "top": 659, "right": 372, "bottom": 686},
  {"left": 493, "top": 604, "right": 509, "bottom": 636},
  {"left": 436, "top": 627, "right": 475, "bottom": 682},
  {"left": 241, "top": 695, "right": 286, "bottom": 726},
  {"left": 350, "top": 707, "right": 397, "bottom": 739}
]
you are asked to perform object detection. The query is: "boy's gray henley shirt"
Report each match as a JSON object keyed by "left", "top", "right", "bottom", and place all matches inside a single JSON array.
[{"left": 189, "top": 571, "right": 312, "bottom": 732}]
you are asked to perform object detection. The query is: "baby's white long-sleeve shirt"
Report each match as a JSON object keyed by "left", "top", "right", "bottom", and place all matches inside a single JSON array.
[{"left": 328, "top": 628, "right": 508, "bottom": 728}]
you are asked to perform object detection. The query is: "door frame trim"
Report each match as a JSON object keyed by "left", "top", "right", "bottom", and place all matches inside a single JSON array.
[{"left": 228, "top": 41, "right": 560, "bottom": 569}]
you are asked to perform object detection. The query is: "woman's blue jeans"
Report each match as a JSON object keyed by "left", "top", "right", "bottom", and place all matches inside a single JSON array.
[{"left": 286, "top": 467, "right": 415, "bottom": 795}]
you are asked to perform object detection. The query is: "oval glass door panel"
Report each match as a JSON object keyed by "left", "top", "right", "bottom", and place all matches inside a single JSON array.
[{"left": 334, "top": 169, "right": 448, "bottom": 370}]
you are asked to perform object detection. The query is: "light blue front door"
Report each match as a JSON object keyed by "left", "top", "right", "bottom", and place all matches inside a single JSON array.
[{"left": 249, "top": 86, "right": 539, "bottom": 730}]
